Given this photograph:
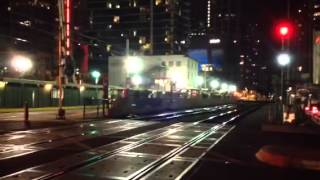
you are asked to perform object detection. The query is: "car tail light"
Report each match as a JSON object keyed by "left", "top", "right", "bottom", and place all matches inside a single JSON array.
[
  {"left": 312, "top": 106, "right": 318, "bottom": 114},
  {"left": 305, "top": 106, "right": 310, "bottom": 111}
]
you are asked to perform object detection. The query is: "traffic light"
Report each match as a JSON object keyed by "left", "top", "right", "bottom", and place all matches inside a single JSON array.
[{"left": 275, "top": 21, "right": 293, "bottom": 39}]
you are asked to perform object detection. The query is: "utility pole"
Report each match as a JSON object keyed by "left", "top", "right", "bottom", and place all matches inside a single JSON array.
[
  {"left": 57, "top": 0, "right": 64, "bottom": 118},
  {"left": 150, "top": 0, "right": 154, "bottom": 55}
]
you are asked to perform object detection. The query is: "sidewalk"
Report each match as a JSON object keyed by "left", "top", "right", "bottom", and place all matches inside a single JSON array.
[
  {"left": 256, "top": 104, "right": 320, "bottom": 171},
  {"left": 0, "top": 105, "right": 97, "bottom": 113},
  {"left": 0, "top": 106, "right": 108, "bottom": 133},
  {"left": 190, "top": 103, "right": 320, "bottom": 180}
]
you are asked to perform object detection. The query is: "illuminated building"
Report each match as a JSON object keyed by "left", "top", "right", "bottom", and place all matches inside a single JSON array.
[
  {"left": 85, "top": 0, "right": 191, "bottom": 55},
  {"left": 1, "top": 0, "right": 57, "bottom": 80},
  {"left": 108, "top": 55, "right": 199, "bottom": 90}
]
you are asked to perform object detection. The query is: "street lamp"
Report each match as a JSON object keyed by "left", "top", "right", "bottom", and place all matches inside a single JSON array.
[
  {"left": 91, "top": 70, "right": 101, "bottom": 84},
  {"left": 210, "top": 79, "right": 220, "bottom": 89},
  {"left": 124, "top": 56, "right": 143, "bottom": 74},
  {"left": 277, "top": 53, "right": 291, "bottom": 66},
  {"left": 277, "top": 53, "right": 291, "bottom": 104},
  {"left": 220, "top": 83, "right": 229, "bottom": 93},
  {"left": 11, "top": 55, "right": 33, "bottom": 74}
]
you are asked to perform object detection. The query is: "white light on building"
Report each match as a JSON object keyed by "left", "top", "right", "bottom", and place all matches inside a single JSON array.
[{"left": 209, "top": 39, "right": 221, "bottom": 44}]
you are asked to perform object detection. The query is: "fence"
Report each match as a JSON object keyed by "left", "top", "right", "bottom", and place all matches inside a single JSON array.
[{"left": 0, "top": 78, "right": 103, "bottom": 108}]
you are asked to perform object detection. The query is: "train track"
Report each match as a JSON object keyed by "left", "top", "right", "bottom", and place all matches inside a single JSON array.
[
  {"left": 0, "top": 104, "right": 261, "bottom": 180},
  {"left": 0, "top": 105, "right": 234, "bottom": 161}
]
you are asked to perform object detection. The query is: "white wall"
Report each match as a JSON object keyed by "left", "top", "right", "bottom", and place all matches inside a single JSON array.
[{"left": 109, "top": 55, "right": 199, "bottom": 90}]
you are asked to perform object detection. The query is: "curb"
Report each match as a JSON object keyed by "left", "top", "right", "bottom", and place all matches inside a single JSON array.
[{"left": 256, "top": 145, "right": 320, "bottom": 171}]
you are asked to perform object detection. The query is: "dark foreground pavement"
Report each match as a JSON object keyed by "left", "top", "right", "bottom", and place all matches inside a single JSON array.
[
  {"left": 2, "top": 103, "right": 320, "bottom": 179},
  {"left": 187, "top": 104, "right": 320, "bottom": 180}
]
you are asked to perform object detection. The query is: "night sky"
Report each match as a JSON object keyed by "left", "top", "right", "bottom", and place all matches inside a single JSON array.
[
  {"left": 190, "top": 0, "right": 288, "bottom": 31},
  {"left": 190, "top": 0, "right": 298, "bottom": 72}
]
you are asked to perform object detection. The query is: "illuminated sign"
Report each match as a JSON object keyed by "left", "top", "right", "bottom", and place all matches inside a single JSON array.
[{"left": 65, "top": 0, "right": 71, "bottom": 55}]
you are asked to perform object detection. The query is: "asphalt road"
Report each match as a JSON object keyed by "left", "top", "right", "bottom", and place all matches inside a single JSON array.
[{"left": 2, "top": 102, "right": 317, "bottom": 180}]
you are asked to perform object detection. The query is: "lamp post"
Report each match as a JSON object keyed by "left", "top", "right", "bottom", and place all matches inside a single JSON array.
[{"left": 277, "top": 53, "right": 291, "bottom": 104}]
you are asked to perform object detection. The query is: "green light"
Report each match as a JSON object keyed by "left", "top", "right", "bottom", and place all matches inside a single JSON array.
[
  {"left": 91, "top": 70, "right": 101, "bottom": 84},
  {"left": 91, "top": 70, "right": 101, "bottom": 79}
]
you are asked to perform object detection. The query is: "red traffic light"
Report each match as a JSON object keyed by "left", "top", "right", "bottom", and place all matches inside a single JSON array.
[
  {"left": 279, "top": 27, "right": 289, "bottom": 36},
  {"left": 275, "top": 21, "right": 293, "bottom": 39}
]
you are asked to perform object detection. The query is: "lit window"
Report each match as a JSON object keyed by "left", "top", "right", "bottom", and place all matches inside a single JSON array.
[
  {"left": 155, "top": 0, "right": 162, "bottom": 6},
  {"left": 106, "top": 45, "right": 112, "bottom": 52},
  {"left": 113, "top": 16, "right": 120, "bottom": 23},
  {"left": 19, "top": 20, "right": 32, "bottom": 27},
  {"left": 107, "top": 3, "right": 112, "bottom": 8},
  {"left": 133, "top": 30, "right": 137, "bottom": 37},
  {"left": 116, "top": 4, "right": 120, "bottom": 8}
]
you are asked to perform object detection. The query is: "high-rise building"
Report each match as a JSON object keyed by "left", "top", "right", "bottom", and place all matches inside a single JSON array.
[
  {"left": 0, "top": 0, "right": 57, "bottom": 80},
  {"left": 207, "top": 0, "right": 241, "bottom": 82},
  {"left": 85, "top": 0, "right": 191, "bottom": 56},
  {"left": 238, "top": 23, "right": 271, "bottom": 94}
]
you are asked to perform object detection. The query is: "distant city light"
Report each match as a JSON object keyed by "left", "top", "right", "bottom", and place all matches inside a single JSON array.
[
  {"left": 79, "top": 85, "right": 85, "bottom": 92},
  {"left": 209, "top": 39, "right": 221, "bottom": 44},
  {"left": 228, "top": 85, "right": 237, "bottom": 92},
  {"left": 44, "top": 84, "right": 53, "bottom": 91},
  {"left": 210, "top": 80, "right": 220, "bottom": 89}
]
